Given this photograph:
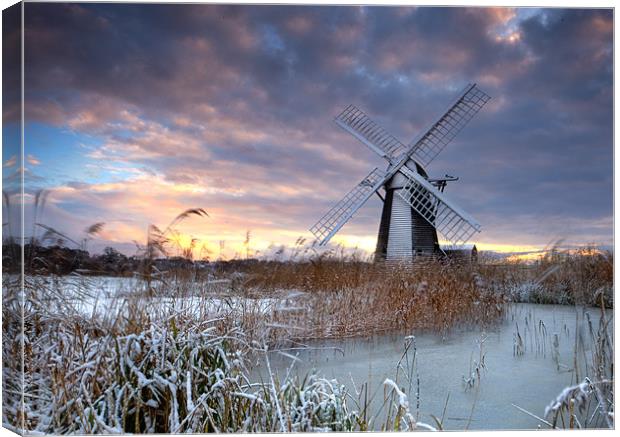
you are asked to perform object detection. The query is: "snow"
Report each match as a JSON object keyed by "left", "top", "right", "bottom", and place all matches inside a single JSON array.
[
  {"left": 383, "top": 378, "right": 409, "bottom": 409},
  {"left": 544, "top": 380, "right": 590, "bottom": 419}
]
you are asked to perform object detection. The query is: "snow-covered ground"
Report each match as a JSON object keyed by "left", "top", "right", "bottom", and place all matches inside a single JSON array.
[{"left": 21, "top": 274, "right": 306, "bottom": 321}]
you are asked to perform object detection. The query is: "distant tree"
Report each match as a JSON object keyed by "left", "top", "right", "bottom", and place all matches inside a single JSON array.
[{"left": 98, "top": 246, "right": 128, "bottom": 273}]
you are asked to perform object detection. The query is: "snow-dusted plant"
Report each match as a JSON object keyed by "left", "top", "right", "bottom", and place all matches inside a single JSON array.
[
  {"left": 382, "top": 379, "right": 436, "bottom": 432},
  {"left": 543, "top": 379, "right": 613, "bottom": 429},
  {"left": 4, "top": 300, "right": 364, "bottom": 434}
]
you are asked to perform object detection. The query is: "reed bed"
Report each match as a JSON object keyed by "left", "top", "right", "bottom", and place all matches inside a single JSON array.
[
  {"left": 230, "top": 259, "right": 505, "bottom": 339},
  {"left": 2, "top": 254, "right": 614, "bottom": 433},
  {"left": 480, "top": 247, "right": 613, "bottom": 307},
  {"left": 2, "top": 275, "right": 437, "bottom": 434}
]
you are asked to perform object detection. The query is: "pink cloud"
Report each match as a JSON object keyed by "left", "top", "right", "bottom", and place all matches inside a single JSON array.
[{"left": 26, "top": 154, "right": 41, "bottom": 165}]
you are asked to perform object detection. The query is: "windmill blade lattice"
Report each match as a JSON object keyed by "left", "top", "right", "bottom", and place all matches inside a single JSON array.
[
  {"left": 335, "top": 104, "right": 407, "bottom": 160},
  {"left": 397, "top": 166, "right": 481, "bottom": 246},
  {"left": 407, "top": 84, "right": 491, "bottom": 167},
  {"left": 310, "top": 167, "right": 387, "bottom": 245}
]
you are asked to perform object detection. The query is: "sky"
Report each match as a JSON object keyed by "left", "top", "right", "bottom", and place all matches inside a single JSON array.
[{"left": 2, "top": 3, "right": 614, "bottom": 259}]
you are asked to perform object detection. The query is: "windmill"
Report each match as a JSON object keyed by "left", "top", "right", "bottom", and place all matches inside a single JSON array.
[{"left": 310, "top": 83, "right": 490, "bottom": 261}]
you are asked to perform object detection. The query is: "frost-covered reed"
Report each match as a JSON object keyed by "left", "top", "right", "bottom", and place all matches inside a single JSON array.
[
  {"left": 481, "top": 246, "right": 613, "bottom": 307},
  {"left": 509, "top": 304, "right": 614, "bottom": 430},
  {"left": 2, "top": 274, "right": 450, "bottom": 434},
  {"left": 544, "top": 303, "right": 614, "bottom": 429},
  {"left": 2, "top": 279, "right": 364, "bottom": 433}
]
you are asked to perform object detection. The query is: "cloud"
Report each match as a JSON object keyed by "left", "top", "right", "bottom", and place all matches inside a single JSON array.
[
  {"left": 26, "top": 154, "right": 41, "bottom": 166},
  {"left": 10, "top": 5, "right": 613, "bottom": 254},
  {"left": 3, "top": 156, "right": 17, "bottom": 168}
]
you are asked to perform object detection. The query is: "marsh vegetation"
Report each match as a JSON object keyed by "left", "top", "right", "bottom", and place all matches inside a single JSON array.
[{"left": 2, "top": 206, "right": 614, "bottom": 432}]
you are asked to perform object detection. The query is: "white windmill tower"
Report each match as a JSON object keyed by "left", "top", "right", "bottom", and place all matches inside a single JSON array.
[{"left": 310, "top": 83, "right": 490, "bottom": 261}]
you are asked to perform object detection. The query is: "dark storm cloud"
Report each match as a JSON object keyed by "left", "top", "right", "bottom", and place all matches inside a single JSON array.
[{"left": 20, "top": 4, "right": 613, "bottom": 249}]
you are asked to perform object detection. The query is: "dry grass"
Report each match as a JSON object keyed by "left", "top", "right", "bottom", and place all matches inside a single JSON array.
[
  {"left": 201, "top": 258, "right": 505, "bottom": 340},
  {"left": 211, "top": 246, "right": 613, "bottom": 339},
  {"left": 480, "top": 247, "right": 613, "bottom": 307}
]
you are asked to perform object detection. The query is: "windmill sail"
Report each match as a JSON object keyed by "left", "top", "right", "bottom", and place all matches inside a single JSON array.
[
  {"left": 397, "top": 166, "right": 481, "bottom": 247},
  {"left": 335, "top": 105, "right": 407, "bottom": 160},
  {"left": 310, "top": 167, "right": 387, "bottom": 245},
  {"left": 407, "top": 84, "right": 490, "bottom": 167}
]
